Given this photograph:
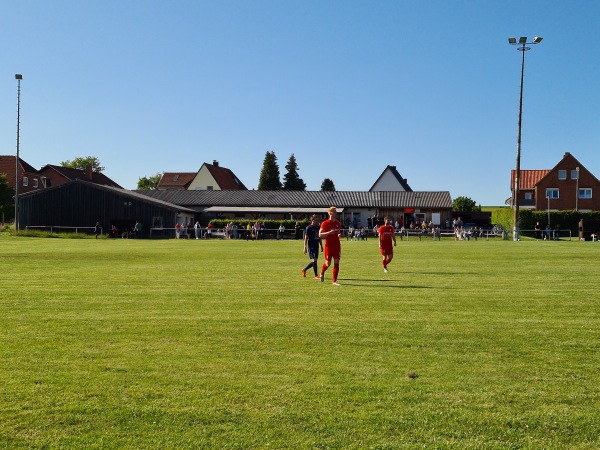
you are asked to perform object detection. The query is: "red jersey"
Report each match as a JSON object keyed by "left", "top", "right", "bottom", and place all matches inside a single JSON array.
[
  {"left": 320, "top": 219, "right": 341, "bottom": 260},
  {"left": 379, "top": 224, "right": 395, "bottom": 254}
]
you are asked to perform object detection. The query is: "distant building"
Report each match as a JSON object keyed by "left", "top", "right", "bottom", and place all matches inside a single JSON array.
[
  {"left": 157, "top": 161, "right": 247, "bottom": 191},
  {"left": 157, "top": 172, "right": 196, "bottom": 190},
  {"left": 39, "top": 164, "right": 123, "bottom": 189},
  {"left": 0, "top": 156, "right": 45, "bottom": 193},
  {"left": 369, "top": 165, "right": 412, "bottom": 192},
  {"left": 510, "top": 152, "right": 600, "bottom": 211}
]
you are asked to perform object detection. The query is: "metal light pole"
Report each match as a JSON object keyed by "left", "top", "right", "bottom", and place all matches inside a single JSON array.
[
  {"left": 575, "top": 166, "right": 580, "bottom": 211},
  {"left": 508, "top": 36, "right": 542, "bottom": 241},
  {"left": 15, "top": 74, "right": 23, "bottom": 231}
]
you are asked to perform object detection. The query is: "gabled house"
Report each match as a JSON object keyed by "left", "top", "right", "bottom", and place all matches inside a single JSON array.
[
  {"left": 511, "top": 152, "right": 600, "bottom": 211},
  {"left": 188, "top": 160, "right": 247, "bottom": 191},
  {"left": 157, "top": 161, "right": 247, "bottom": 191},
  {"left": 369, "top": 165, "right": 412, "bottom": 192},
  {"left": 0, "top": 155, "right": 46, "bottom": 193},
  {"left": 157, "top": 172, "right": 196, "bottom": 190},
  {"left": 39, "top": 164, "right": 123, "bottom": 189}
]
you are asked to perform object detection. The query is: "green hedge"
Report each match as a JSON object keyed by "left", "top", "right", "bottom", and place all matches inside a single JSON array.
[
  {"left": 208, "top": 219, "right": 310, "bottom": 230},
  {"left": 492, "top": 208, "right": 600, "bottom": 234}
]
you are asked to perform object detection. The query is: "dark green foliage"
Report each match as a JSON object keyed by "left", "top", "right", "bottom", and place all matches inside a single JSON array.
[
  {"left": 282, "top": 154, "right": 306, "bottom": 190},
  {"left": 321, "top": 178, "right": 335, "bottom": 191},
  {"left": 453, "top": 196, "right": 480, "bottom": 212},
  {"left": 492, "top": 208, "right": 600, "bottom": 236},
  {"left": 0, "top": 173, "right": 15, "bottom": 222},
  {"left": 258, "top": 151, "right": 282, "bottom": 190},
  {"left": 60, "top": 156, "right": 105, "bottom": 172},
  {"left": 209, "top": 218, "right": 309, "bottom": 231}
]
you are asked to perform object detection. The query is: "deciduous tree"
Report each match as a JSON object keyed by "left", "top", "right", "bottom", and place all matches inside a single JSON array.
[
  {"left": 0, "top": 173, "right": 15, "bottom": 222},
  {"left": 321, "top": 178, "right": 335, "bottom": 192},
  {"left": 453, "top": 196, "right": 480, "bottom": 212},
  {"left": 137, "top": 173, "right": 162, "bottom": 190},
  {"left": 60, "top": 156, "right": 105, "bottom": 172}
]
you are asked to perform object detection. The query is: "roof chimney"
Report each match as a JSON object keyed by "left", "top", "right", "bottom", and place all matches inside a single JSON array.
[
  {"left": 86, "top": 165, "right": 93, "bottom": 181},
  {"left": 213, "top": 160, "right": 219, "bottom": 167}
]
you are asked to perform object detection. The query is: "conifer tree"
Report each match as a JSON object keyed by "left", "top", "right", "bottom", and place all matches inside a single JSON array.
[
  {"left": 258, "top": 151, "right": 282, "bottom": 190},
  {"left": 282, "top": 154, "right": 306, "bottom": 190}
]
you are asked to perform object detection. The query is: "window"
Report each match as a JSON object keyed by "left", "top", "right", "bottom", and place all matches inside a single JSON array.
[
  {"left": 525, "top": 192, "right": 532, "bottom": 200},
  {"left": 571, "top": 170, "right": 579, "bottom": 180},
  {"left": 558, "top": 170, "right": 566, "bottom": 180},
  {"left": 546, "top": 188, "right": 559, "bottom": 199},
  {"left": 33, "top": 179, "right": 38, "bottom": 188},
  {"left": 206, "top": 186, "right": 213, "bottom": 190},
  {"left": 579, "top": 188, "right": 592, "bottom": 199},
  {"left": 23, "top": 177, "right": 28, "bottom": 187}
]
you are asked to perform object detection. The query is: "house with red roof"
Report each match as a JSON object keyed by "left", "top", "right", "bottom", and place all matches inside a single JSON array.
[
  {"left": 157, "top": 160, "right": 247, "bottom": 191},
  {"left": 0, "top": 156, "right": 46, "bottom": 193},
  {"left": 39, "top": 164, "right": 123, "bottom": 189},
  {"left": 510, "top": 152, "right": 600, "bottom": 211}
]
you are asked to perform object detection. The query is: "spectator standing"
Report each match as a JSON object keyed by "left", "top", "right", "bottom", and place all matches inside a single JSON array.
[{"left": 134, "top": 221, "right": 142, "bottom": 239}]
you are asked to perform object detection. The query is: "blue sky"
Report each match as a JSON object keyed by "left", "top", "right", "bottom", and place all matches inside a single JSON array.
[{"left": 1, "top": 0, "right": 599, "bottom": 205}]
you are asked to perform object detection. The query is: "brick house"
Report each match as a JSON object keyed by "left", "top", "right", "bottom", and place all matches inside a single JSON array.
[
  {"left": 511, "top": 152, "right": 600, "bottom": 211},
  {"left": 0, "top": 155, "right": 46, "bottom": 193},
  {"left": 38, "top": 164, "right": 123, "bottom": 189}
]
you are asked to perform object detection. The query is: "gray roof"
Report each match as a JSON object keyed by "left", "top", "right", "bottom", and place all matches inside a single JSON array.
[
  {"left": 20, "top": 179, "right": 195, "bottom": 213},
  {"left": 135, "top": 189, "right": 452, "bottom": 210}
]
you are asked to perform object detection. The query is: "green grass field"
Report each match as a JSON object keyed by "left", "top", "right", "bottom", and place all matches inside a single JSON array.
[{"left": 1, "top": 235, "right": 599, "bottom": 449}]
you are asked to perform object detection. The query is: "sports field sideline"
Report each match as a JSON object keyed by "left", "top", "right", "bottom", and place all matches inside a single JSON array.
[{"left": 1, "top": 236, "right": 599, "bottom": 449}]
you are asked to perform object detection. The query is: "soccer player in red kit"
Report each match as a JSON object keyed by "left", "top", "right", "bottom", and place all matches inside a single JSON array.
[
  {"left": 378, "top": 216, "right": 397, "bottom": 273},
  {"left": 319, "top": 206, "right": 342, "bottom": 286}
]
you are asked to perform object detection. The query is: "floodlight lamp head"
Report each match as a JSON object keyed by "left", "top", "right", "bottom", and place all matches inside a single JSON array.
[
  {"left": 533, "top": 36, "right": 543, "bottom": 44},
  {"left": 15, "top": 74, "right": 23, "bottom": 80},
  {"left": 508, "top": 37, "right": 517, "bottom": 44},
  {"left": 519, "top": 36, "right": 528, "bottom": 44}
]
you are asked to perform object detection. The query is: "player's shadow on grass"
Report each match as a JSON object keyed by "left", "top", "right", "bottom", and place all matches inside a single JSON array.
[{"left": 341, "top": 278, "right": 431, "bottom": 288}]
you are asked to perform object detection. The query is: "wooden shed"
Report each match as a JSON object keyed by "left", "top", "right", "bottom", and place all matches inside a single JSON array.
[{"left": 17, "top": 179, "right": 193, "bottom": 237}]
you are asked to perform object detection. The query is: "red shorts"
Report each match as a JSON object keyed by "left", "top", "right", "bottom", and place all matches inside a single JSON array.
[
  {"left": 380, "top": 245, "right": 393, "bottom": 256},
  {"left": 324, "top": 245, "right": 341, "bottom": 261}
]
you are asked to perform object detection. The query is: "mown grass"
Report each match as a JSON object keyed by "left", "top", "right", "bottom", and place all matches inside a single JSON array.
[{"left": 1, "top": 235, "right": 599, "bottom": 449}]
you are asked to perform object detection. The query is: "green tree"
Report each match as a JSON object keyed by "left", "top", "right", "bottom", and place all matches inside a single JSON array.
[
  {"left": 453, "top": 196, "right": 480, "bottom": 212},
  {"left": 60, "top": 156, "right": 105, "bottom": 172},
  {"left": 0, "top": 173, "right": 15, "bottom": 222},
  {"left": 282, "top": 154, "right": 306, "bottom": 190},
  {"left": 321, "top": 178, "right": 336, "bottom": 192},
  {"left": 137, "top": 173, "right": 162, "bottom": 190},
  {"left": 258, "top": 151, "right": 282, "bottom": 190}
]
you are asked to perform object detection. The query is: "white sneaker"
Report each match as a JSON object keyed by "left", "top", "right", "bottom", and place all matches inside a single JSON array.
[
  {"left": 332, "top": 281, "right": 341, "bottom": 286},
  {"left": 384, "top": 268, "right": 388, "bottom": 273}
]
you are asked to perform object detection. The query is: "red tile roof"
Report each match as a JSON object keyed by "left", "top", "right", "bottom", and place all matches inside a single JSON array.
[
  {"left": 510, "top": 170, "right": 550, "bottom": 189},
  {"left": 204, "top": 163, "right": 247, "bottom": 190},
  {"left": 157, "top": 173, "right": 196, "bottom": 190},
  {"left": 39, "top": 164, "right": 123, "bottom": 188}
]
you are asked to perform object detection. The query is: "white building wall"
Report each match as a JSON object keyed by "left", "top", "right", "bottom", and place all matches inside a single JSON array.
[{"left": 370, "top": 170, "right": 408, "bottom": 191}]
